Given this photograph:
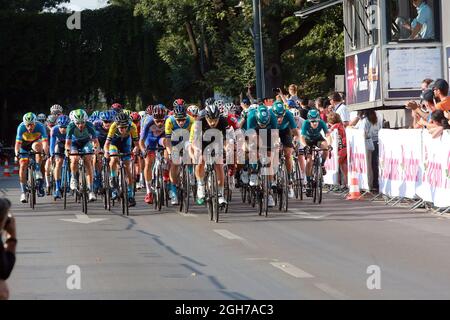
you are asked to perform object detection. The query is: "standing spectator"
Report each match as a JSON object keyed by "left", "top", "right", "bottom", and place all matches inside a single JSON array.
[
  {"left": 421, "top": 78, "right": 433, "bottom": 91},
  {"left": 432, "top": 79, "right": 450, "bottom": 111},
  {"left": 329, "top": 92, "right": 350, "bottom": 126},
  {"left": 287, "top": 84, "right": 299, "bottom": 104},
  {"left": 315, "top": 97, "right": 328, "bottom": 123},
  {"left": 327, "top": 112, "right": 348, "bottom": 188},
  {"left": 298, "top": 97, "right": 311, "bottom": 120},
  {"left": 0, "top": 198, "right": 16, "bottom": 300},
  {"left": 355, "top": 110, "right": 382, "bottom": 192},
  {"left": 406, "top": 88, "right": 436, "bottom": 128}
]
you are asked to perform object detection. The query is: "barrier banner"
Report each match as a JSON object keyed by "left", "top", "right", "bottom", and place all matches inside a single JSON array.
[
  {"left": 378, "top": 129, "right": 422, "bottom": 199},
  {"left": 416, "top": 130, "right": 450, "bottom": 207},
  {"left": 346, "top": 128, "right": 370, "bottom": 190},
  {"left": 323, "top": 130, "right": 339, "bottom": 185}
]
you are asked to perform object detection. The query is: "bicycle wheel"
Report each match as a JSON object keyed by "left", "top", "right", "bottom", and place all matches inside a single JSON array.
[
  {"left": 157, "top": 168, "right": 163, "bottom": 212},
  {"left": 183, "top": 165, "right": 190, "bottom": 213},
  {"left": 210, "top": 169, "right": 219, "bottom": 223},
  {"left": 278, "top": 164, "right": 288, "bottom": 212},
  {"left": 206, "top": 171, "right": 213, "bottom": 221},
  {"left": 317, "top": 163, "right": 323, "bottom": 204},
  {"left": 80, "top": 164, "right": 88, "bottom": 214},
  {"left": 262, "top": 172, "right": 269, "bottom": 217},
  {"left": 120, "top": 165, "right": 129, "bottom": 215},
  {"left": 178, "top": 166, "right": 185, "bottom": 212},
  {"left": 312, "top": 158, "right": 319, "bottom": 204},
  {"left": 62, "top": 158, "right": 68, "bottom": 210},
  {"left": 29, "top": 165, "right": 36, "bottom": 209},
  {"left": 223, "top": 169, "right": 230, "bottom": 213}
]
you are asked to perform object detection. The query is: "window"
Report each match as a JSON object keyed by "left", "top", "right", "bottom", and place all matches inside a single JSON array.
[
  {"left": 387, "top": 0, "right": 440, "bottom": 42},
  {"left": 345, "top": 0, "right": 379, "bottom": 52}
]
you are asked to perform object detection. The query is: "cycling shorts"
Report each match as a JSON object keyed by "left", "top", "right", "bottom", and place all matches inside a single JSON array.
[{"left": 109, "top": 137, "right": 132, "bottom": 161}]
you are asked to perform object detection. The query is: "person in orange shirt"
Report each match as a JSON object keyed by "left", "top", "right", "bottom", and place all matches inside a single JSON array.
[{"left": 433, "top": 79, "right": 450, "bottom": 112}]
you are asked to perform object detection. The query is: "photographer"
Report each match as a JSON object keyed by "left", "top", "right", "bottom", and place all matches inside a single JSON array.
[{"left": 0, "top": 198, "right": 16, "bottom": 300}]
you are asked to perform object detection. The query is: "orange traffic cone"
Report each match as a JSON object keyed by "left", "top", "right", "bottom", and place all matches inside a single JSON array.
[
  {"left": 3, "top": 160, "right": 11, "bottom": 177},
  {"left": 346, "top": 173, "right": 361, "bottom": 200},
  {"left": 13, "top": 161, "right": 19, "bottom": 175}
]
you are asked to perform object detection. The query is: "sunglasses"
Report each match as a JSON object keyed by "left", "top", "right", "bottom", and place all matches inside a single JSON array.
[
  {"left": 310, "top": 120, "right": 319, "bottom": 123},
  {"left": 75, "top": 122, "right": 85, "bottom": 125},
  {"left": 154, "top": 119, "right": 164, "bottom": 123},
  {"left": 25, "top": 123, "right": 35, "bottom": 127},
  {"left": 103, "top": 120, "right": 112, "bottom": 124},
  {"left": 176, "top": 118, "right": 186, "bottom": 122}
]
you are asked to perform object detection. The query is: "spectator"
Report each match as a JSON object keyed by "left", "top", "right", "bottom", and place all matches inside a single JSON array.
[
  {"left": 432, "top": 79, "right": 450, "bottom": 111},
  {"left": 355, "top": 110, "right": 382, "bottom": 192},
  {"left": 328, "top": 92, "right": 350, "bottom": 126},
  {"left": 327, "top": 112, "right": 348, "bottom": 187},
  {"left": 287, "top": 84, "right": 299, "bottom": 104},
  {"left": 403, "top": 0, "right": 435, "bottom": 40},
  {"left": 406, "top": 88, "right": 436, "bottom": 128},
  {"left": 298, "top": 97, "right": 311, "bottom": 120},
  {"left": 315, "top": 97, "right": 328, "bottom": 123},
  {"left": 428, "top": 110, "right": 450, "bottom": 138},
  {"left": 0, "top": 198, "right": 16, "bottom": 300},
  {"left": 421, "top": 78, "right": 433, "bottom": 91}
]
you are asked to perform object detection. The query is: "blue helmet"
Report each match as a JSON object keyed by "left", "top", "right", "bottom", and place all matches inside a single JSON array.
[
  {"left": 256, "top": 106, "right": 270, "bottom": 127},
  {"left": 173, "top": 103, "right": 187, "bottom": 119},
  {"left": 272, "top": 101, "right": 286, "bottom": 117},
  {"left": 287, "top": 99, "right": 297, "bottom": 108},
  {"left": 57, "top": 115, "right": 70, "bottom": 128},
  {"left": 100, "top": 111, "right": 114, "bottom": 122},
  {"left": 307, "top": 109, "right": 320, "bottom": 121}
]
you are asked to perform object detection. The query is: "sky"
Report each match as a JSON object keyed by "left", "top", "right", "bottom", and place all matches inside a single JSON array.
[{"left": 60, "top": 0, "right": 109, "bottom": 11}]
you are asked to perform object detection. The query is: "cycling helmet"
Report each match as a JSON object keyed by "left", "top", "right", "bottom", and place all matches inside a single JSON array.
[
  {"left": 205, "top": 104, "right": 220, "bottom": 119},
  {"left": 122, "top": 109, "right": 131, "bottom": 118},
  {"left": 115, "top": 112, "right": 131, "bottom": 126},
  {"left": 173, "top": 104, "right": 187, "bottom": 119},
  {"left": 187, "top": 105, "right": 199, "bottom": 117},
  {"left": 72, "top": 109, "right": 88, "bottom": 124},
  {"left": 57, "top": 115, "right": 70, "bottom": 128},
  {"left": 138, "top": 111, "right": 146, "bottom": 118},
  {"left": 23, "top": 112, "right": 37, "bottom": 125},
  {"left": 173, "top": 98, "right": 186, "bottom": 109},
  {"left": 153, "top": 105, "right": 166, "bottom": 120},
  {"left": 230, "top": 105, "right": 242, "bottom": 117},
  {"left": 214, "top": 99, "right": 225, "bottom": 110},
  {"left": 307, "top": 109, "right": 320, "bottom": 121},
  {"left": 287, "top": 99, "right": 297, "bottom": 109},
  {"left": 290, "top": 108, "right": 300, "bottom": 118},
  {"left": 145, "top": 105, "right": 154, "bottom": 115},
  {"left": 224, "top": 102, "right": 234, "bottom": 111},
  {"left": 130, "top": 111, "right": 141, "bottom": 122},
  {"left": 249, "top": 103, "right": 258, "bottom": 110},
  {"left": 272, "top": 101, "right": 286, "bottom": 117},
  {"left": 99, "top": 111, "right": 113, "bottom": 122},
  {"left": 37, "top": 113, "right": 47, "bottom": 123},
  {"left": 47, "top": 114, "right": 57, "bottom": 126},
  {"left": 111, "top": 103, "right": 123, "bottom": 111},
  {"left": 256, "top": 106, "right": 270, "bottom": 127},
  {"left": 205, "top": 97, "right": 215, "bottom": 107},
  {"left": 50, "top": 104, "right": 63, "bottom": 115}
]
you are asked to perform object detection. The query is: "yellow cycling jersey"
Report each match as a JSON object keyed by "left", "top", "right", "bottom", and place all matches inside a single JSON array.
[
  {"left": 107, "top": 122, "right": 139, "bottom": 142},
  {"left": 165, "top": 115, "right": 194, "bottom": 138}
]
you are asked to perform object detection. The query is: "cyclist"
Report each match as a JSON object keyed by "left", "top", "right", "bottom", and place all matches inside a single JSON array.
[
  {"left": 50, "top": 104, "right": 63, "bottom": 117},
  {"left": 104, "top": 112, "right": 139, "bottom": 207},
  {"left": 131, "top": 112, "right": 144, "bottom": 190},
  {"left": 49, "top": 115, "right": 70, "bottom": 199},
  {"left": 187, "top": 105, "right": 199, "bottom": 120},
  {"left": 93, "top": 111, "right": 114, "bottom": 193},
  {"left": 164, "top": 103, "right": 194, "bottom": 205},
  {"left": 246, "top": 104, "right": 278, "bottom": 207},
  {"left": 15, "top": 113, "right": 49, "bottom": 203},
  {"left": 44, "top": 115, "right": 58, "bottom": 195},
  {"left": 300, "top": 109, "right": 330, "bottom": 197},
  {"left": 271, "top": 101, "right": 300, "bottom": 199},
  {"left": 111, "top": 103, "right": 123, "bottom": 113},
  {"left": 190, "top": 102, "right": 230, "bottom": 206},
  {"left": 37, "top": 113, "right": 47, "bottom": 124},
  {"left": 139, "top": 105, "right": 167, "bottom": 204},
  {"left": 65, "top": 109, "right": 100, "bottom": 202}
]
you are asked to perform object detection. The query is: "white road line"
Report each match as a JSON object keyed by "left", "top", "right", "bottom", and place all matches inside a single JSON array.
[
  {"left": 214, "top": 229, "right": 244, "bottom": 240},
  {"left": 314, "top": 283, "right": 349, "bottom": 300},
  {"left": 270, "top": 262, "right": 314, "bottom": 278},
  {"left": 178, "top": 212, "right": 198, "bottom": 218}
]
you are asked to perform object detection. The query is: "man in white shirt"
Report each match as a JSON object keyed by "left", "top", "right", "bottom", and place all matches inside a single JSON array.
[{"left": 329, "top": 92, "right": 350, "bottom": 126}]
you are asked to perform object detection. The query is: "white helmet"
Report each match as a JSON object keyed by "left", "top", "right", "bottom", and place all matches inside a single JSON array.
[
  {"left": 138, "top": 111, "right": 146, "bottom": 118},
  {"left": 290, "top": 108, "right": 300, "bottom": 118},
  {"left": 50, "top": 104, "right": 63, "bottom": 115},
  {"left": 187, "top": 105, "right": 199, "bottom": 117}
]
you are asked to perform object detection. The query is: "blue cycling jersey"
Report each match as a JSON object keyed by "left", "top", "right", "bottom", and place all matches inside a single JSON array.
[
  {"left": 246, "top": 108, "right": 278, "bottom": 131},
  {"left": 277, "top": 109, "right": 297, "bottom": 130},
  {"left": 49, "top": 125, "right": 67, "bottom": 156},
  {"left": 140, "top": 117, "right": 166, "bottom": 150},
  {"left": 301, "top": 119, "right": 328, "bottom": 140}
]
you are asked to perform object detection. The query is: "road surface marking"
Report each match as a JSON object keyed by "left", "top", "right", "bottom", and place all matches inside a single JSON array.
[
  {"left": 314, "top": 283, "right": 349, "bottom": 300},
  {"left": 270, "top": 262, "right": 314, "bottom": 278},
  {"left": 60, "top": 214, "right": 108, "bottom": 224},
  {"left": 178, "top": 212, "right": 198, "bottom": 218},
  {"left": 214, "top": 229, "right": 244, "bottom": 240}
]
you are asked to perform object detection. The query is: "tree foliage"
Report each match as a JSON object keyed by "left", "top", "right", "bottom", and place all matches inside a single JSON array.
[{"left": 0, "top": 0, "right": 69, "bottom": 12}]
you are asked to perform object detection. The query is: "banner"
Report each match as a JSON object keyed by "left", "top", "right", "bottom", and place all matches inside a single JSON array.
[
  {"left": 378, "top": 129, "right": 422, "bottom": 199},
  {"left": 323, "top": 130, "right": 339, "bottom": 185},
  {"left": 416, "top": 130, "right": 450, "bottom": 207},
  {"left": 346, "top": 128, "right": 370, "bottom": 190}
]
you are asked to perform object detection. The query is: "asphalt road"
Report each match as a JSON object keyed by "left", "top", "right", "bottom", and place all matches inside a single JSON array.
[{"left": 2, "top": 175, "right": 450, "bottom": 300}]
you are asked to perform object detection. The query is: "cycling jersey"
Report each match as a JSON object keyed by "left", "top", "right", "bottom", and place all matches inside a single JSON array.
[
  {"left": 301, "top": 119, "right": 328, "bottom": 141},
  {"left": 165, "top": 115, "right": 193, "bottom": 140},
  {"left": 190, "top": 116, "right": 229, "bottom": 150},
  {"left": 226, "top": 113, "right": 239, "bottom": 130},
  {"left": 246, "top": 108, "right": 278, "bottom": 131},
  {"left": 94, "top": 122, "right": 109, "bottom": 148},
  {"left": 140, "top": 117, "right": 166, "bottom": 150},
  {"left": 106, "top": 122, "right": 139, "bottom": 143},
  {"left": 49, "top": 125, "right": 66, "bottom": 157},
  {"left": 16, "top": 122, "right": 48, "bottom": 147},
  {"left": 277, "top": 109, "right": 297, "bottom": 130},
  {"left": 66, "top": 121, "right": 97, "bottom": 144}
]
